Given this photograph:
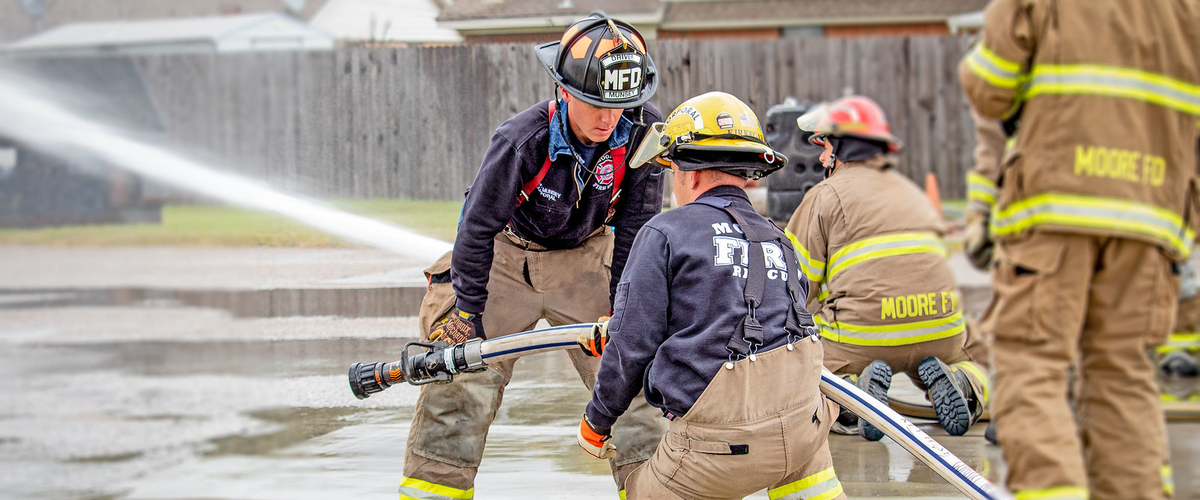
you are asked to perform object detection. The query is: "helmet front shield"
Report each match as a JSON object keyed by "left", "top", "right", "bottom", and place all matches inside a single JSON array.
[
  {"left": 628, "top": 122, "right": 671, "bottom": 169},
  {"left": 796, "top": 103, "right": 830, "bottom": 145}
]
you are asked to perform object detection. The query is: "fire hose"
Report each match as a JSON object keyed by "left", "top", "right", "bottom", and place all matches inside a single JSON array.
[{"left": 349, "top": 322, "right": 1010, "bottom": 500}]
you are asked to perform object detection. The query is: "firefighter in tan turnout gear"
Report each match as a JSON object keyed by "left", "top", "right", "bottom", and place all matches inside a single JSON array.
[
  {"left": 400, "top": 14, "right": 668, "bottom": 500},
  {"left": 960, "top": 0, "right": 1200, "bottom": 498},
  {"left": 785, "top": 95, "right": 992, "bottom": 441},
  {"left": 578, "top": 91, "right": 846, "bottom": 500}
]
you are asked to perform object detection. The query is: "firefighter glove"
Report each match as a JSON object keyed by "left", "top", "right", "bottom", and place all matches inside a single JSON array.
[
  {"left": 964, "top": 210, "right": 994, "bottom": 271},
  {"left": 580, "top": 316, "right": 611, "bottom": 357},
  {"left": 430, "top": 308, "right": 485, "bottom": 344},
  {"left": 577, "top": 416, "right": 616, "bottom": 459}
]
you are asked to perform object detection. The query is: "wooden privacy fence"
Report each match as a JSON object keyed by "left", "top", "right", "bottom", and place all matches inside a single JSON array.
[{"left": 128, "top": 36, "right": 977, "bottom": 201}]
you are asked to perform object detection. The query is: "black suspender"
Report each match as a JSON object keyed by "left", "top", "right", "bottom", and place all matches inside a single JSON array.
[{"left": 693, "top": 196, "right": 817, "bottom": 359}]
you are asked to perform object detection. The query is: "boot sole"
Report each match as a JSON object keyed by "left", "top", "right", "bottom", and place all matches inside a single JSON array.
[
  {"left": 919, "top": 358, "right": 971, "bottom": 436},
  {"left": 859, "top": 361, "right": 892, "bottom": 442}
]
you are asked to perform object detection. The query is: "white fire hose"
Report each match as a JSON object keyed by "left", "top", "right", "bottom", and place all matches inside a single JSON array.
[{"left": 349, "top": 322, "right": 1010, "bottom": 500}]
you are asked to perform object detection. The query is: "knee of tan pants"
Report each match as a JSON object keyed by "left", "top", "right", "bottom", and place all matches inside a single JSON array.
[{"left": 405, "top": 361, "right": 514, "bottom": 472}]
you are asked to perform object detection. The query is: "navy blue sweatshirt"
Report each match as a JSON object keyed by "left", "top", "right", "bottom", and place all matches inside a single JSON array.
[
  {"left": 451, "top": 99, "right": 665, "bottom": 314},
  {"left": 586, "top": 185, "right": 813, "bottom": 432}
]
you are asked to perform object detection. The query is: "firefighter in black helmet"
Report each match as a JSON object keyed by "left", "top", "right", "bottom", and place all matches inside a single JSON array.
[{"left": 399, "top": 13, "right": 668, "bottom": 500}]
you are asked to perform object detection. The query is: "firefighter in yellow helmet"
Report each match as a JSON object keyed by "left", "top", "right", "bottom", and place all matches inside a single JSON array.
[
  {"left": 400, "top": 13, "right": 668, "bottom": 500},
  {"left": 960, "top": 0, "right": 1200, "bottom": 497},
  {"left": 785, "top": 95, "right": 992, "bottom": 441},
  {"left": 577, "top": 92, "right": 846, "bottom": 500}
]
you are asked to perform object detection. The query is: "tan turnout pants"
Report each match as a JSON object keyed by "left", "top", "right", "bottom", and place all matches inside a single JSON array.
[
  {"left": 984, "top": 232, "right": 1176, "bottom": 500},
  {"left": 400, "top": 229, "right": 667, "bottom": 500},
  {"left": 625, "top": 338, "right": 846, "bottom": 500},
  {"left": 821, "top": 321, "right": 991, "bottom": 407}
]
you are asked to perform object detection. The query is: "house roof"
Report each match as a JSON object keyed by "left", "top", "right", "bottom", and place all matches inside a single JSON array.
[
  {"left": 437, "top": 0, "right": 663, "bottom": 30},
  {"left": 5, "top": 13, "right": 333, "bottom": 52},
  {"left": 0, "top": 0, "right": 327, "bottom": 44},
  {"left": 311, "top": 0, "right": 462, "bottom": 43},
  {"left": 661, "top": 0, "right": 990, "bottom": 29}
]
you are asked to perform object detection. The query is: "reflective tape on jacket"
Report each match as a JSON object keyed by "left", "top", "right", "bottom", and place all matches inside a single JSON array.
[
  {"left": 768, "top": 466, "right": 843, "bottom": 500},
  {"left": 967, "top": 40, "right": 1200, "bottom": 116},
  {"left": 1156, "top": 332, "right": 1200, "bottom": 353},
  {"left": 399, "top": 477, "right": 474, "bottom": 500},
  {"left": 1014, "top": 485, "right": 1089, "bottom": 500},
  {"left": 786, "top": 229, "right": 827, "bottom": 283},
  {"left": 815, "top": 311, "right": 965, "bottom": 346},
  {"left": 967, "top": 172, "right": 997, "bottom": 212},
  {"left": 1025, "top": 64, "right": 1200, "bottom": 116},
  {"left": 964, "top": 43, "right": 1022, "bottom": 90},
  {"left": 990, "top": 192, "right": 1194, "bottom": 258},
  {"left": 826, "top": 232, "right": 948, "bottom": 281},
  {"left": 1163, "top": 465, "right": 1175, "bottom": 496}
]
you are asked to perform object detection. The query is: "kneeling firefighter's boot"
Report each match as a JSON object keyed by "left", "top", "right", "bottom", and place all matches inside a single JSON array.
[
  {"left": 857, "top": 360, "right": 892, "bottom": 442},
  {"left": 919, "top": 357, "right": 983, "bottom": 436},
  {"left": 1160, "top": 351, "right": 1199, "bottom": 377}
]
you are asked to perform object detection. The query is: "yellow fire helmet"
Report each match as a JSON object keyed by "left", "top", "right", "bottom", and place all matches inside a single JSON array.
[{"left": 629, "top": 91, "right": 787, "bottom": 180}]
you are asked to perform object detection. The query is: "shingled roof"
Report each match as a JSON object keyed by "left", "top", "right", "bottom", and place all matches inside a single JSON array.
[
  {"left": 0, "top": 0, "right": 326, "bottom": 44},
  {"left": 437, "top": 0, "right": 662, "bottom": 25},
  {"left": 662, "top": 0, "right": 989, "bottom": 29}
]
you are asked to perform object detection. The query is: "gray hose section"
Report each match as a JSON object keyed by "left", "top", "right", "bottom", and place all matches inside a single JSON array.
[
  {"left": 476, "top": 323, "right": 594, "bottom": 363},
  {"left": 820, "top": 368, "right": 1010, "bottom": 500}
]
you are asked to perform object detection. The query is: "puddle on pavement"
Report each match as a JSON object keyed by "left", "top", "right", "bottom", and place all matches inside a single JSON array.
[
  {"left": 1, "top": 306, "right": 1197, "bottom": 499},
  {"left": 205, "top": 407, "right": 362, "bottom": 457}
]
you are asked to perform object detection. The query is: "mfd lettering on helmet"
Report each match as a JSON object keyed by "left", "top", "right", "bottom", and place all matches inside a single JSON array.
[{"left": 711, "top": 223, "right": 790, "bottom": 281}]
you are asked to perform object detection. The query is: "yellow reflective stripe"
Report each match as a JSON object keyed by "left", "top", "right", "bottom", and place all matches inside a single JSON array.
[
  {"left": 618, "top": 489, "right": 627, "bottom": 500},
  {"left": 816, "top": 311, "right": 965, "bottom": 346},
  {"left": 1157, "top": 332, "right": 1200, "bottom": 353},
  {"left": 1014, "top": 485, "right": 1089, "bottom": 500},
  {"left": 965, "top": 43, "right": 1022, "bottom": 89},
  {"left": 826, "top": 232, "right": 947, "bottom": 279},
  {"left": 953, "top": 360, "right": 991, "bottom": 406},
  {"left": 399, "top": 477, "right": 473, "bottom": 500},
  {"left": 768, "top": 466, "right": 842, "bottom": 500},
  {"left": 1025, "top": 64, "right": 1200, "bottom": 116},
  {"left": 968, "top": 172, "right": 997, "bottom": 209},
  {"left": 817, "top": 285, "right": 830, "bottom": 302},
  {"left": 1163, "top": 465, "right": 1174, "bottom": 496},
  {"left": 787, "top": 229, "right": 827, "bottom": 283},
  {"left": 991, "top": 193, "right": 1194, "bottom": 258}
]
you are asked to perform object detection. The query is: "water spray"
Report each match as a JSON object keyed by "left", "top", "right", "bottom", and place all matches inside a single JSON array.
[{"left": 0, "top": 70, "right": 451, "bottom": 261}]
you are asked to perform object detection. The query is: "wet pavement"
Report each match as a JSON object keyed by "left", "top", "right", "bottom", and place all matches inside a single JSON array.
[{"left": 0, "top": 245, "right": 1197, "bottom": 500}]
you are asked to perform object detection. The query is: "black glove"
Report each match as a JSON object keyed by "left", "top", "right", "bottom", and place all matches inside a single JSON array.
[{"left": 430, "top": 308, "right": 485, "bottom": 344}]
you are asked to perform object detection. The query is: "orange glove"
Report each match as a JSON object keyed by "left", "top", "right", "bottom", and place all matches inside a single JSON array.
[
  {"left": 581, "top": 316, "right": 610, "bottom": 357},
  {"left": 577, "top": 416, "right": 616, "bottom": 459}
]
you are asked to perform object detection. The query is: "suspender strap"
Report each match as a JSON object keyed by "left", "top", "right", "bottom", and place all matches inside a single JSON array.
[
  {"left": 517, "top": 101, "right": 557, "bottom": 207},
  {"left": 604, "top": 145, "right": 627, "bottom": 223},
  {"left": 693, "top": 196, "right": 817, "bottom": 357}
]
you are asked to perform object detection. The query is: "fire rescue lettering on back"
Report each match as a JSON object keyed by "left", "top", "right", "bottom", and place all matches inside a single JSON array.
[
  {"left": 880, "top": 291, "right": 958, "bottom": 320},
  {"left": 711, "top": 222, "right": 789, "bottom": 281},
  {"left": 1073, "top": 145, "right": 1165, "bottom": 187}
]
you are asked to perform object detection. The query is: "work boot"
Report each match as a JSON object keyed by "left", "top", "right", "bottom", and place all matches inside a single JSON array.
[
  {"left": 919, "top": 357, "right": 983, "bottom": 436},
  {"left": 984, "top": 420, "right": 998, "bottom": 445},
  {"left": 831, "top": 406, "right": 859, "bottom": 435},
  {"left": 1159, "top": 351, "right": 1199, "bottom": 377},
  {"left": 857, "top": 360, "right": 892, "bottom": 441}
]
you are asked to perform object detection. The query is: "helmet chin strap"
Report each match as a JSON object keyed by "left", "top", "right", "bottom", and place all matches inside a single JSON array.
[{"left": 823, "top": 137, "right": 839, "bottom": 179}]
